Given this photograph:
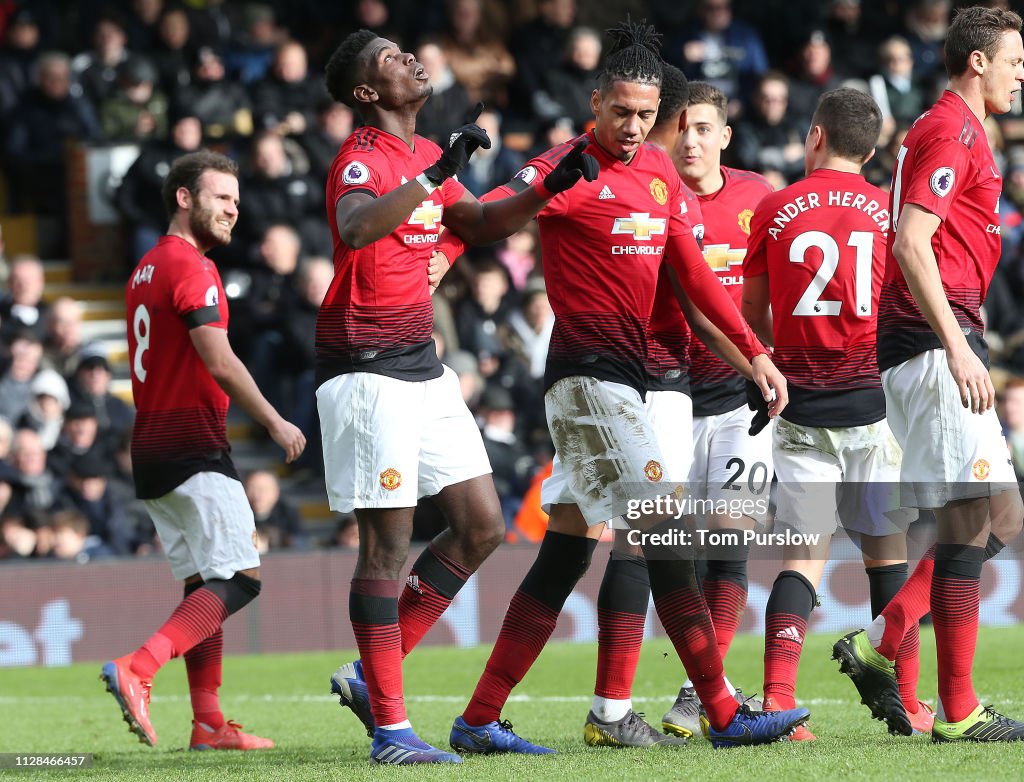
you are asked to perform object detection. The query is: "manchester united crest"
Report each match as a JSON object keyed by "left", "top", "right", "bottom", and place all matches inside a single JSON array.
[
  {"left": 972, "top": 459, "right": 990, "bottom": 480},
  {"left": 380, "top": 468, "right": 402, "bottom": 491},
  {"left": 737, "top": 208, "right": 753, "bottom": 235},
  {"left": 650, "top": 178, "right": 668, "bottom": 205},
  {"left": 644, "top": 460, "right": 663, "bottom": 482}
]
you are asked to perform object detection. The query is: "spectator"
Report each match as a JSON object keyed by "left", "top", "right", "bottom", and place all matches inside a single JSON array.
[
  {"left": 457, "top": 110, "right": 526, "bottom": 197},
  {"left": 125, "top": 0, "right": 165, "bottom": 53},
  {"left": 299, "top": 98, "right": 354, "bottom": 181},
  {"left": 496, "top": 227, "right": 538, "bottom": 290},
  {"left": 69, "top": 349, "right": 134, "bottom": 448},
  {"left": 665, "top": 0, "right": 769, "bottom": 111},
  {"left": 46, "top": 400, "right": 105, "bottom": 479},
  {"left": 502, "top": 277, "right": 553, "bottom": 380},
  {"left": 116, "top": 106, "right": 204, "bottom": 263},
  {"left": 150, "top": 5, "right": 194, "bottom": 99},
  {"left": 0, "top": 416, "right": 13, "bottom": 461},
  {"left": 71, "top": 13, "right": 131, "bottom": 107},
  {"left": 244, "top": 469, "right": 305, "bottom": 549},
  {"left": 176, "top": 46, "right": 253, "bottom": 141},
  {"left": 43, "top": 297, "right": 87, "bottom": 378},
  {"left": 56, "top": 450, "right": 134, "bottom": 555},
  {"left": 330, "top": 514, "right": 359, "bottom": 549},
  {"left": 236, "top": 131, "right": 324, "bottom": 257},
  {"left": 47, "top": 508, "right": 114, "bottom": 562},
  {"left": 732, "top": 70, "right": 806, "bottom": 184},
  {"left": 511, "top": 0, "right": 576, "bottom": 125},
  {"left": 106, "top": 428, "right": 155, "bottom": 556},
  {"left": 456, "top": 258, "right": 513, "bottom": 361},
  {"left": 0, "top": 8, "right": 42, "bottom": 120},
  {"left": 280, "top": 256, "right": 333, "bottom": 473},
  {"left": 0, "top": 255, "right": 50, "bottom": 343},
  {"left": 478, "top": 384, "right": 533, "bottom": 528},
  {"left": 869, "top": 36, "right": 926, "bottom": 128},
  {"left": 538, "top": 26, "right": 602, "bottom": 129},
  {"left": 444, "top": 350, "right": 484, "bottom": 409},
  {"left": 229, "top": 222, "right": 302, "bottom": 401},
  {"left": 19, "top": 368, "right": 70, "bottom": 451},
  {"left": 440, "top": 0, "right": 515, "bottom": 108},
  {"left": 786, "top": 30, "right": 845, "bottom": 130},
  {"left": 99, "top": 55, "right": 169, "bottom": 141},
  {"left": 824, "top": 0, "right": 881, "bottom": 79},
  {"left": 0, "top": 512, "right": 38, "bottom": 560},
  {"left": 1003, "top": 378, "right": 1024, "bottom": 481},
  {"left": 0, "top": 331, "right": 44, "bottom": 424},
  {"left": 9, "top": 428, "right": 60, "bottom": 515},
  {"left": 3, "top": 51, "right": 101, "bottom": 221},
  {"left": 251, "top": 40, "right": 324, "bottom": 136},
  {"left": 901, "top": 0, "right": 950, "bottom": 84},
  {"left": 414, "top": 41, "right": 474, "bottom": 145},
  {"left": 223, "top": 2, "right": 286, "bottom": 84}
]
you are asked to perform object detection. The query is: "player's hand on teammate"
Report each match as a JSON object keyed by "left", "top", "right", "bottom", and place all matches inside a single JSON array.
[
  {"left": 750, "top": 353, "right": 788, "bottom": 430},
  {"left": 947, "top": 346, "right": 994, "bottom": 414},
  {"left": 269, "top": 419, "right": 306, "bottom": 463},
  {"left": 543, "top": 138, "right": 600, "bottom": 194},
  {"left": 427, "top": 251, "right": 451, "bottom": 292},
  {"left": 423, "top": 102, "right": 491, "bottom": 185}
]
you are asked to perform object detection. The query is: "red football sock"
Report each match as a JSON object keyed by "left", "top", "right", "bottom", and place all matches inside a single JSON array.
[
  {"left": 350, "top": 578, "right": 405, "bottom": 726},
  {"left": 462, "top": 590, "right": 559, "bottom": 726},
  {"left": 594, "top": 552, "right": 649, "bottom": 699},
  {"left": 131, "top": 588, "right": 229, "bottom": 680},
  {"left": 647, "top": 556, "right": 735, "bottom": 731},
  {"left": 703, "top": 576, "right": 747, "bottom": 662},
  {"left": 895, "top": 622, "right": 921, "bottom": 713},
  {"left": 399, "top": 544, "right": 472, "bottom": 657},
  {"left": 932, "top": 547, "right": 984, "bottom": 723},
  {"left": 876, "top": 546, "right": 935, "bottom": 660},
  {"left": 186, "top": 627, "right": 225, "bottom": 729},
  {"left": 762, "top": 570, "right": 815, "bottom": 710}
]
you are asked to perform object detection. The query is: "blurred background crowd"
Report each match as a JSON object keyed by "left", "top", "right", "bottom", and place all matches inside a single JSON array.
[{"left": 2, "top": 0, "right": 1024, "bottom": 564}]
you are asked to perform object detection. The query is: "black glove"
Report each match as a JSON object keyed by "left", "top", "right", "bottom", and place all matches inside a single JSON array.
[
  {"left": 543, "top": 137, "right": 600, "bottom": 194},
  {"left": 422, "top": 102, "right": 491, "bottom": 185},
  {"left": 746, "top": 380, "right": 771, "bottom": 436}
]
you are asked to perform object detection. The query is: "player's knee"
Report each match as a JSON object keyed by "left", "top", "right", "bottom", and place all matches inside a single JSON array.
[
  {"left": 201, "top": 572, "right": 262, "bottom": 616},
  {"left": 991, "top": 491, "right": 1024, "bottom": 545}
]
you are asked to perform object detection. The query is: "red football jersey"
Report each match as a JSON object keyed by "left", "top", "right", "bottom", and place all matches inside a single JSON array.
[
  {"left": 690, "top": 166, "right": 773, "bottom": 416},
  {"left": 317, "top": 127, "right": 466, "bottom": 383},
  {"left": 647, "top": 185, "right": 704, "bottom": 393},
  {"left": 878, "top": 90, "right": 1002, "bottom": 370},
  {"left": 745, "top": 169, "right": 890, "bottom": 426},
  {"left": 126, "top": 235, "right": 237, "bottom": 499},
  {"left": 436, "top": 132, "right": 761, "bottom": 396}
]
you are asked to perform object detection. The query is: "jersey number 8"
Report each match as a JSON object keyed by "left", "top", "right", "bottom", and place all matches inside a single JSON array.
[{"left": 132, "top": 304, "right": 150, "bottom": 383}]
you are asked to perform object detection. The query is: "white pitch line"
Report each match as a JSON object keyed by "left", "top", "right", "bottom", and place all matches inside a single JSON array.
[{"left": 0, "top": 694, "right": 856, "bottom": 705}]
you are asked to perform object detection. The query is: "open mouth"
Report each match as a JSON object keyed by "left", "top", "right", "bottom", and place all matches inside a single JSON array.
[{"left": 414, "top": 66, "right": 427, "bottom": 79}]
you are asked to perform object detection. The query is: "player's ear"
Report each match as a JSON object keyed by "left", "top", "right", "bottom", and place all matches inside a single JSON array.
[
  {"left": 175, "top": 186, "right": 191, "bottom": 212},
  {"left": 861, "top": 146, "right": 876, "bottom": 165},
  {"left": 590, "top": 88, "right": 601, "bottom": 119},
  {"left": 353, "top": 83, "right": 378, "bottom": 106},
  {"left": 677, "top": 108, "right": 687, "bottom": 132},
  {"left": 970, "top": 49, "right": 986, "bottom": 76},
  {"left": 721, "top": 124, "right": 733, "bottom": 150}
]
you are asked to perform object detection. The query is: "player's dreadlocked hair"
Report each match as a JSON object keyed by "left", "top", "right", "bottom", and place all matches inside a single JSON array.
[
  {"left": 597, "top": 18, "right": 663, "bottom": 94},
  {"left": 653, "top": 63, "right": 689, "bottom": 128},
  {"left": 324, "top": 29, "right": 378, "bottom": 109}
]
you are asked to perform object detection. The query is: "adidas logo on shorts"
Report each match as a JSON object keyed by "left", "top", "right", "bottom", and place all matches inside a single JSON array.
[{"left": 598, "top": 185, "right": 615, "bottom": 200}]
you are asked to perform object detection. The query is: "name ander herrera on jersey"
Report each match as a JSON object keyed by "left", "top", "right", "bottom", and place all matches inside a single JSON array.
[{"left": 764, "top": 189, "right": 890, "bottom": 239}]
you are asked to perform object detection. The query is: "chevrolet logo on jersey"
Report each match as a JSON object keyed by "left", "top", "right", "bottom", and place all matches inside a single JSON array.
[
  {"left": 703, "top": 243, "right": 746, "bottom": 270},
  {"left": 611, "top": 212, "right": 667, "bottom": 240},
  {"left": 409, "top": 200, "right": 443, "bottom": 231}
]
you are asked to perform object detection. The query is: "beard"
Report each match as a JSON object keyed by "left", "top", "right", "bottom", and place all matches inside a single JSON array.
[{"left": 189, "top": 200, "right": 232, "bottom": 248}]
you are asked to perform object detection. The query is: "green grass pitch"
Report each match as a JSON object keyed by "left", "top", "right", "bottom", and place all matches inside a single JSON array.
[{"left": 3, "top": 627, "right": 1024, "bottom": 781}]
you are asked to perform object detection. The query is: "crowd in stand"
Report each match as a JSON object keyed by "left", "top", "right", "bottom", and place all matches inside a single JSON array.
[{"left": 4, "top": 0, "right": 1024, "bottom": 560}]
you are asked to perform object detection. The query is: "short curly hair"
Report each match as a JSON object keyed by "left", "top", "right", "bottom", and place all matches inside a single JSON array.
[{"left": 324, "top": 29, "right": 378, "bottom": 109}]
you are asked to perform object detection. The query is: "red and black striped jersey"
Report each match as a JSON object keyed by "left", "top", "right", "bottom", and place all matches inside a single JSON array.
[
  {"left": 745, "top": 169, "right": 890, "bottom": 427},
  {"left": 878, "top": 90, "right": 1002, "bottom": 370},
  {"left": 647, "top": 185, "right": 704, "bottom": 393},
  {"left": 127, "top": 236, "right": 238, "bottom": 499},
  {"left": 690, "top": 166, "right": 773, "bottom": 416},
  {"left": 317, "top": 127, "right": 466, "bottom": 383}
]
